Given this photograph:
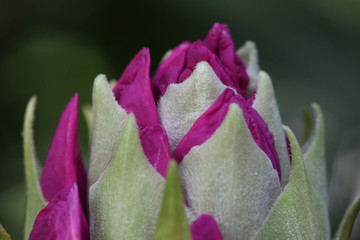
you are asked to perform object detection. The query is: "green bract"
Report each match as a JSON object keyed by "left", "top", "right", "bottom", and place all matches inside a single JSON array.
[
  {"left": 22, "top": 97, "right": 46, "bottom": 240},
  {"left": 90, "top": 115, "right": 165, "bottom": 239},
  {"left": 254, "top": 125, "right": 329, "bottom": 239}
]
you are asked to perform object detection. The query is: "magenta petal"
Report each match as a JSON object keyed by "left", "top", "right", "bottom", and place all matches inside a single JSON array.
[
  {"left": 139, "top": 125, "right": 171, "bottom": 177},
  {"left": 173, "top": 89, "right": 281, "bottom": 179},
  {"left": 152, "top": 42, "right": 191, "bottom": 101},
  {"left": 204, "top": 23, "right": 249, "bottom": 95},
  {"left": 29, "top": 184, "right": 89, "bottom": 240},
  {"left": 190, "top": 214, "right": 223, "bottom": 240},
  {"left": 152, "top": 23, "right": 249, "bottom": 100},
  {"left": 113, "top": 48, "right": 159, "bottom": 129},
  {"left": 152, "top": 41, "right": 247, "bottom": 99},
  {"left": 40, "top": 94, "right": 87, "bottom": 209},
  {"left": 113, "top": 48, "right": 170, "bottom": 176},
  {"left": 181, "top": 41, "right": 243, "bottom": 95},
  {"left": 172, "top": 89, "right": 234, "bottom": 162}
]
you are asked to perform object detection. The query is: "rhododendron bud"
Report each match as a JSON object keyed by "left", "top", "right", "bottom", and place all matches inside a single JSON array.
[{"left": 15, "top": 23, "right": 359, "bottom": 240}]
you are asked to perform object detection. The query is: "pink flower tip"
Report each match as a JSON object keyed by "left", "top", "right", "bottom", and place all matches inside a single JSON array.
[
  {"left": 113, "top": 49, "right": 171, "bottom": 177},
  {"left": 29, "top": 184, "right": 89, "bottom": 240},
  {"left": 40, "top": 93, "right": 87, "bottom": 209},
  {"left": 191, "top": 214, "right": 223, "bottom": 240}
]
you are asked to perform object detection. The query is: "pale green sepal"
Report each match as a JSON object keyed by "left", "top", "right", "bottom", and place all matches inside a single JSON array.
[
  {"left": 237, "top": 41, "right": 259, "bottom": 92},
  {"left": 335, "top": 194, "right": 360, "bottom": 240},
  {"left": 89, "top": 115, "right": 165, "bottom": 240},
  {"left": 254, "top": 126, "right": 330, "bottom": 240},
  {"left": 88, "top": 74, "right": 128, "bottom": 187},
  {"left": 22, "top": 96, "right": 46, "bottom": 240},
  {"left": 109, "top": 79, "right": 117, "bottom": 88},
  {"left": 158, "top": 61, "right": 227, "bottom": 151},
  {"left": 160, "top": 49, "right": 172, "bottom": 63},
  {"left": 253, "top": 71, "right": 291, "bottom": 186},
  {"left": 302, "top": 104, "right": 328, "bottom": 205},
  {"left": 180, "top": 104, "right": 281, "bottom": 240},
  {"left": 154, "top": 161, "right": 191, "bottom": 240},
  {"left": 302, "top": 107, "right": 313, "bottom": 143},
  {"left": 82, "top": 104, "right": 93, "bottom": 145},
  {"left": 0, "top": 225, "right": 11, "bottom": 240}
]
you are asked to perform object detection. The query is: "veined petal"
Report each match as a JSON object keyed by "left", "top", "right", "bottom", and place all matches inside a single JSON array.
[
  {"left": 88, "top": 75, "right": 127, "bottom": 187},
  {"left": 158, "top": 61, "right": 227, "bottom": 152},
  {"left": 237, "top": 41, "right": 259, "bottom": 93},
  {"left": 29, "top": 184, "right": 89, "bottom": 240},
  {"left": 179, "top": 103, "right": 281, "bottom": 239},
  {"left": 252, "top": 72, "right": 291, "bottom": 186},
  {"left": 190, "top": 214, "right": 223, "bottom": 240},
  {"left": 174, "top": 88, "right": 281, "bottom": 178},
  {"left": 204, "top": 23, "right": 249, "bottom": 95},
  {"left": 113, "top": 49, "right": 170, "bottom": 177},
  {"left": 40, "top": 94, "right": 87, "bottom": 209},
  {"left": 89, "top": 115, "right": 165, "bottom": 240}
]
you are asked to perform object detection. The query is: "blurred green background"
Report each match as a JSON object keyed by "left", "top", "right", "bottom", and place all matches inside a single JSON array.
[{"left": 1, "top": 0, "right": 360, "bottom": 239}]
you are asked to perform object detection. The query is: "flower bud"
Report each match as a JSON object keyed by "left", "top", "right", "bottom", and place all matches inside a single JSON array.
[{"left": 19, "top": 22, "right": 360, "bottom": 240}]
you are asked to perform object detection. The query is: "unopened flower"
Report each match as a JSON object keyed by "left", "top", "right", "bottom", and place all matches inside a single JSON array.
[{"left": 14, "top": 23, "right": 359, "bottom": 240}]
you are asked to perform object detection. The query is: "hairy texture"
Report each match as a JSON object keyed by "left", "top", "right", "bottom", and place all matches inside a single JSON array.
[
  {"left": 252, "top": 72, "right": 291, "bottom": 185},
  {"left": 22, "top": 97, "right": 46, "bottom": 239},
  {"left": 254, "top": 126, "right": 330, "bottom": 240},
  {"left": 180, "top": 104, "right": 281, "bottom": 239},
  {"left": 88, "top": 75, "right": 127, "bottom": 187},
  {"left": 90, "top": 116, "right": 165, "bottom": 240},
  {"left": 174, "top": 89, "right": 281, "bottom": 178},
  {"left": 158, "top": 61, "right": 227, "bottom": 152}
]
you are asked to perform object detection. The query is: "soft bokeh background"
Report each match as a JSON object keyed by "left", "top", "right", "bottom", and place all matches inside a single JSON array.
[{"left": 1, "top": 0, "right": 360, "bottom": 239}]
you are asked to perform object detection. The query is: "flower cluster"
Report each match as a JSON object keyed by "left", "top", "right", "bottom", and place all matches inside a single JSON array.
[{"left": 12, "top": 23, "right": 359, "bottom": 240}]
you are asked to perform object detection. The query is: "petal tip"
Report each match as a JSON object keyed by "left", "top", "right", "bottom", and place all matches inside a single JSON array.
[{"left": 191, "top": 214, "right": 223, "bottom": 240}]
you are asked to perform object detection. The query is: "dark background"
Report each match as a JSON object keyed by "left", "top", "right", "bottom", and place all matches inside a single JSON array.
[{"left": 1, "top": 0, "right": 360, "bottom": 239}]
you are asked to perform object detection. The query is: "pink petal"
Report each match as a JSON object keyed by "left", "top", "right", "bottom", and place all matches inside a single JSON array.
[
  {"left": 203, "top": 23, "right": 249, "bottom": 95},
  {"left": 29, "top": 184, "right": 89, "bottom": 240},
  {"left": 152, "top": 42, "right": 191, "bottom": 101},
  {"left": 190, "top": 214, "right": 223, "bottom": 240},
  {"left": 152, "top": 23, "right": 249, "bottom": 99},
  {"left": 139, "top": 125, "right": 171, "bottom": 177},
  {"left": 180, "top": 41, "right": 245, "bottom": 96},
  {"left": 40, "top": 94, "right": 87, "bottom": 210},
  {"left": 113, "top": 48, "right": 159, "bottom": 129},
  {"left": 173, "top": 89, "right": 281, "bottom": 179},
  {"left": 113, "top": 48, "right": 170, "bottom": 177},
  {"left": 172, "top": 89, "right": 234, "bottom": 162}
]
